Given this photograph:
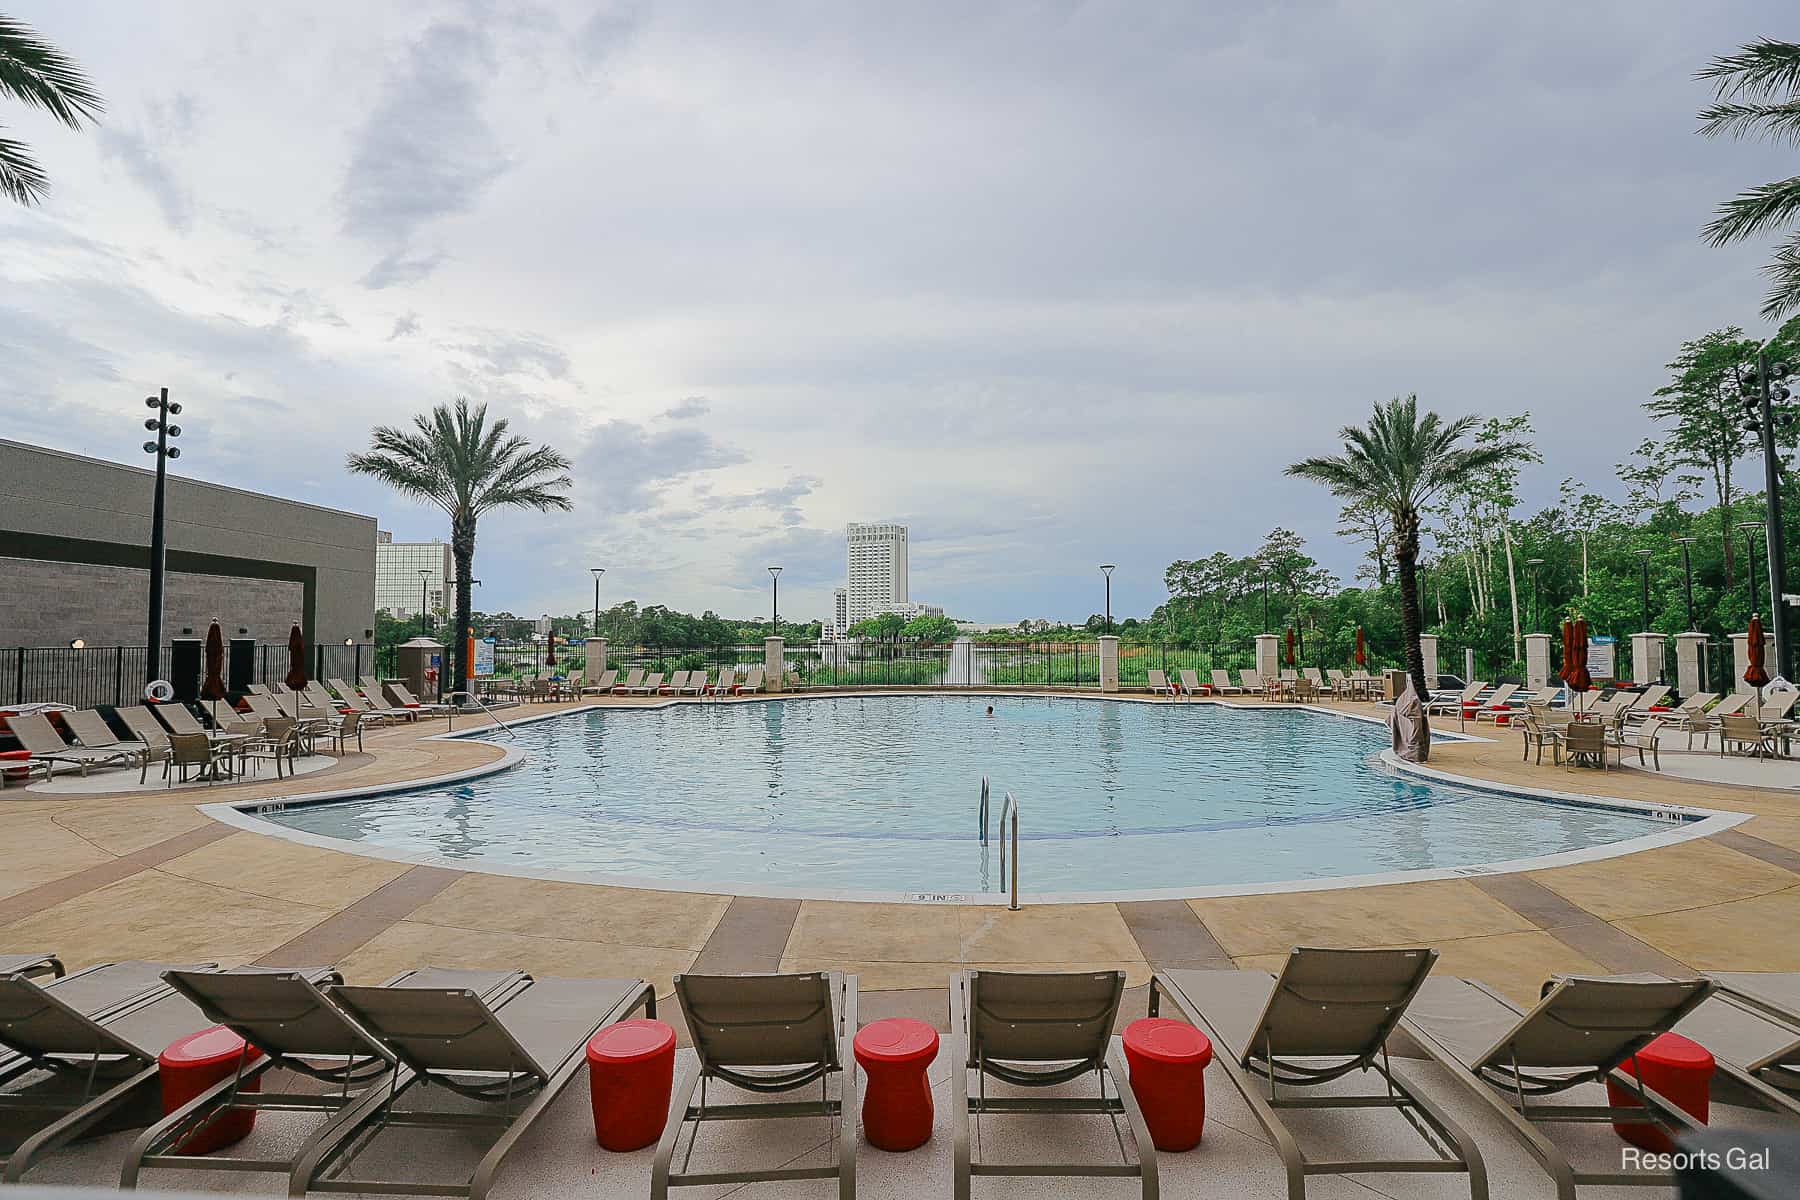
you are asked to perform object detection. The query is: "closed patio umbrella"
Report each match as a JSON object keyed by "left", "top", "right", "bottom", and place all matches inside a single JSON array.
[
  {"left": 1746, "top": 614, "right": 1769, "bottom": 704},
  {"left": 545, "top": 629, "right": 557, "bottom": 668},
  {"left": 1284, "top": 627, "right": 1295, "bottom": 667},
  {"left": 1354, "top": 627, "right": 1366, "bottom": 668},
  {"left": 284, "top": 623, "right": 307, "bottom": 718},
  {"left": 1568, "top": 617, "right": 1592, "bottom": 714},
  {"left": 201, "top": 619, "right": 226, "bottom": 725},
  {"left": 1559, "top": 619, "right": 1572, "bottom": 683}
]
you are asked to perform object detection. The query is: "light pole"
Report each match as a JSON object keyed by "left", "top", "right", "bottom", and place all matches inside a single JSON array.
[
  {"left": 1673, "top": 537, "right": 1697, "bottom": 630},
  {"left": 589, "top": 567, "right": 605, "bottom": 639},
  {"left": 418, "top": 570, "right": 431, "bottom": 638},
  {"left": 1099, "top": 565, "right": 1115, "bottom": 635},
  {"left": 1739, "top": 522, "right": 1765, "bottom": 616},
  {"left": 1635, "top": 549, "right": 1654, "bottom": 633},
  {"left": 1525, "top": 558, "right": 1544, "bottom": 632},
  {"left": 768, "top": 566, "right": 782, "bottom": 637},
  {"left": 141, "top": 388, "right": 182, "bottom": 684},
  {"left": 1261, "top": 574, "right": 1270, "bottom": 633}
]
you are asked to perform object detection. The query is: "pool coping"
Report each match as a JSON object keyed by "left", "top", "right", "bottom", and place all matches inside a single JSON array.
[{"left": 202, "top": 692, "right": 1751, "bottom": 906}]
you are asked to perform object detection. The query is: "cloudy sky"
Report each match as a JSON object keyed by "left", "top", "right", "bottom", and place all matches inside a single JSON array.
[{"left": 4, "top": 1, "right": 1793, "bottom": 624}]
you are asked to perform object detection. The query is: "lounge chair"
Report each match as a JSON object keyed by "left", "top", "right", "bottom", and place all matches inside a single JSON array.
[
  {"left": 1676, "top": 692, "right": 1748, "bottom": 749},
  {"left": 1427, "top": 681, "right": 1489, "bottom": 717},
  {"left": 1402, "top": 975, "right": 1716, "bottom": 1197},
  {"left": 680, "top": 670, "right": 708, "bottom": 695},
  {"left": 244, "top": 682, "right": 271, "bottom": 697},
  {"left": 1628, "top": 690, "right": 1713, "bottom": 730},
  {"left": 630, "top": 671, "right": 665, "bottom": 696},
  {"left": 1145, "top": 669, "right": 1178, "bottom": 698},
  {"left": 115, "top": 706, "right": 178, "bottom": 783},
  {"left": 303, "top": 681, "right": 347, "bottom": 715},
  {"left": 1208, "top": 669, "right": 1242, "bottom": 695},
  {"left": 733, "top": 666, "right": 764, "bottom": 695},
  {"left": 707, "top": 666, "right": 737, "bottom": 695},
  {"left": 1470, "top": 683, "right": 1522, "bottom": 725},
  {"left": 611, "top": 668, "right": 645, "bottom": 695},
  {"left": 0, "top": 958, "right": 237, "bottom": 1182},
  {"left": 1150, "top": 948, "right": 1486, "bottom": 1199},
  {"left": 62, "top": 709, "right": 150, "bottom": 766},
  {"left": 0, "top": 954, "right": 62, "bottom": 980},
  {"left": 1753, "top": 689, "right": 1800, "bottom": 728},
  {"left": 1178, "top": 669, "right": 1208, "bottom": 696},
  {"left": 1302, "top": 666, "right": 1331, "bottom": 697},
  {"left": 123, "top": 965, "right": 553, "bottom": 1194},
  {"left": 348, "top": 677, "right": 421, "bottom": 723},
  {"left": 321, "top": 970, "right": 652, "bottom": 1199},
  {"left": 385, "top": 681, "right": 456, "bottom": 716},
  {"left": 1662, "top": 972, "right": 1800, "bottom": 1122},
  {"left": 581, "top": 668, "right": 619, "bottom": 695},
  {"left": 326, "top": 679, "right": 403, "bottom": 726},
  {"left": 654, "top": 971, "right": 856, "bottom": 1198},
  {"left": 659, "top": 670, "right": 689, "bottom": 695},
  {"left": 1624, "top": 684, "right": 1672, "bottom": 715},
  {"left": 4, "top": 711, "right": 136, "bottom": 778},
  {"left": 1239, "top": 669, "right": 1263, "bottom": 694},
  {"left": 950, "top": 969, "right": 1157, "bottom": 1198}
]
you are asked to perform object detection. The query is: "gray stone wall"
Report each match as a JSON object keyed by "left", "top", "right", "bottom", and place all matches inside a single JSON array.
[{"left": 0, "top": 556, "right": 304, "bottom": 646}]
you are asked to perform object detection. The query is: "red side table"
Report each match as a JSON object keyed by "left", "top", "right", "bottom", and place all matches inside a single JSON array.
[
  {"left": 586, "top": 1019, "right": 676, "bottom": 1151},
  {"left": 1121, "top": 1018, "right": 1212, "bottom": 1151},
  {"left": 853, "top": 1018, "right": 938, "bottom": 1151},
  {"left": 159, "top": 1025, "right": 263, "bottom": 1154},
  {"left": 1607, "top": 1031, "right": 1714, "bottom": 1153}
]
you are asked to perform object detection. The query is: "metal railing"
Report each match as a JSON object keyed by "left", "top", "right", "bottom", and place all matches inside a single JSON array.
[
  {"left": 998, "top": 792, "right": 1020, "bottom": 910},
  {"left": 2, "top": 642, "right": 377, "bottom": 708},
  {"left": 978, "top": 776, "right": 990, "bottom": 845}
]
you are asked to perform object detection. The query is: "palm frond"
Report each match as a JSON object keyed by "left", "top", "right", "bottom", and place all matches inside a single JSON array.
[
  {"left": 1702, "top": 174, "right": 1800, "bottom": 245},
  {"left": 0, "top": 128, "right": 47, "bottom": 204},
  {"left": 1757, "top": 232, "right": 1800, "bottom": 320},
  {"left": 1699, "top": 100, "right": 1800, "bottom": 143},
  {"left": 0, "top": 16, "right": 102, "bottom": 128},
  {"left": 1699, "top": 37, "right": 1800, "bottom": 101}
]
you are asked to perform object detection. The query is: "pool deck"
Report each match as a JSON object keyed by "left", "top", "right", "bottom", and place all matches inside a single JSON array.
[{"left": 5, "top": 690, "right": 1799, "bottom": 1028}]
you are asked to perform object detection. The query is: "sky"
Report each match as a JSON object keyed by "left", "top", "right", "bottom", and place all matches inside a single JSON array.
[{"left": 3, "top": 1, "right": 1795, "bottom": 625}]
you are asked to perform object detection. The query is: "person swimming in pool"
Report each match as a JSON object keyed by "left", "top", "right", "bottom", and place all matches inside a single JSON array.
[{"left": 985, "top": 705, "right": 994, "bottom": 716}]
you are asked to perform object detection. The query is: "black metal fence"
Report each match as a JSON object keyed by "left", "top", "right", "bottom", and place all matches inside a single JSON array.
[{"left": 2, "top": 643, "right": 378, "bottom": 708}]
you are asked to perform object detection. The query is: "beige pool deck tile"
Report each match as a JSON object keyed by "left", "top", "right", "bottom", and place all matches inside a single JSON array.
[
  {"left": 1617, "top": 886, "right": 1800, "bottom": 971},
  {"left": 408, "top": 874, "right": 730, "bottom": 951},
  {"left": 777, "top": 957, "right": 958, "bottom": 992},
  {"left": 1190, "top": 879, "right": 1536, "bottom": 958},
  {"left": 955, "top": 903, "right": 1143, "bottom": 965},
  {"left": 1528, "top": 837, "right": 1794, "bottom": 922},
  {"left": 785, "top": 901, "right": 961, "bottom": 964},
  {"left": 1739, "top": 812, "right": 1800, "bottom": 854},
  {"left": 0, "top": 818, "right": 116, "bottom": 899},
  {"left": 336, "top": 921, "right": 695, "bottom": 997},
  {"left": 0, "top": 869, "right": 330, "bottom": 971},
  {"left": 158, "top": 831, "right": 410, "bottom": 910},
  {"left": 53, "top": 803, "right": 212, "bottom": 855}
]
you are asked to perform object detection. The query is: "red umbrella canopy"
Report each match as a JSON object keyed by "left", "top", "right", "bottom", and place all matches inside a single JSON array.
[
  {"left": 545, "top": 629, "right": 558, "bottom": 667},
  {"left": 1567, "top": 618, "right": 1592, "bottom": 693},
  {"left": 201, "top": 620, "right": 226, "bottom": 700},
  {"left": 1284, "top": 627, "right": 1296, "bottom": 666},
  {"left": 1354, "top": 627, "right": 1366, "bottom": 666},
  {"left": 284, "top": 623, "right": 308, "bottom": 689},
  {"left": 1559, "top": 619, "right": 1573, "bottom": 682},
  {"left": 1746, "top": 615, "right": 1771, "bottom": 688}
]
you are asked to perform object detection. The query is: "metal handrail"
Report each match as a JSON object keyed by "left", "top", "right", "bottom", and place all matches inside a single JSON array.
[
  {"left": 445, "top": 690, "right": 518, "bottom": 740},
  {"left": 978, "top": 775, "right": 990, "bottom": 845},
  {"left": 998, "top": 791, "right": 1020, "bottom": 910}
]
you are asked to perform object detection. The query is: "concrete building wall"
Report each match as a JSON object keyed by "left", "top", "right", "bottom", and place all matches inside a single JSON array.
[{"left": 0, "top": 439, "right": 376, "bottom": 647}]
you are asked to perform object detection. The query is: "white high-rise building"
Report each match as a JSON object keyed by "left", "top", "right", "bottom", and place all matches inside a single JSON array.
[
  {"left": 846, "top": 523, "right": 908, "bottom": 624},
  {"left": 833, "top": 588, "right": 848, "bottom": 633},
  {"left": 375, "top": 531, "right": 454, "bottom": 619}
]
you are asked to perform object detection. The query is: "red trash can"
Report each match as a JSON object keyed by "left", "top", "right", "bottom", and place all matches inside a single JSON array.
[
  {"left": 1607, "top": 1032, "right": 1714, "bottom": 1153},
  {"left": 1121, "top": 1018, "right": 1212, "bottom": 1151},
  {"left": 853, "top": 1018, "right": 938, "bottom": 1151},
  {"left": 158, "top": 1025, "right": 263, "bottom": 1154},
  {"left": 586, "top": 1019, "right": 676, "bottom": 1151}
]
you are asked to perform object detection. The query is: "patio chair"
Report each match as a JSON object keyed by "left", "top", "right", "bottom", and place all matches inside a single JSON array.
[
  {"left": 611, "top": 668, "right": 645, "bottom": 695},
  {"left": 581, "top": 668, "right": 619, "bottom": 695},
  {"left": 0, "top": 954, "right": 62, "bottom": 981},
  {"left": 680, "top": 669, "right": 708, "bottom": 695},
  {"left": 659, "top": 670, "right": 689, "bottom": 695},
  {"left": 1630, "top": 690, "right": 1714, "bottom": 733},
  {"left": 654, "top": 971, "right": 856, "bottom": 1199},
  {"left": 1562, "top": 720, "right": 1608, "bottom": 770},
  {"left": 707, "top": 666, "right": 737, "bottom": 695},
  {"left": 62, "top": 709, "right": 151, "bottom": 769},
  {"left": 1210, "top": 669, "right": 1243, "bottom": 695},
  {"left": 1179, "top": 669, "right": 1209, "bottom": 696},
  {"left": 1145, "top": 669, "right": 1178, "bottom": 698},
  {"left": 321, "top": 971, "right": 652, "bottom": 1200},
  {"left": 1401, "top": 974, "right": 1715, "bottom": 1197},
  {"left": 320, "top": 711, "right": 364, "bottom": 754},
  {"left": 0, "top": 958, "right": 230, "bottom": 1182},
  {"left": 1720, "top": 713, "right": 1774, "bottom": 759},
  {"left": 115, "top": 706, "right": 177, "bottom": 783},
  {"left": 4, "top": 712, "right": 137, "bottom": 778},
  {"left": 1150, "top": 948, "right": 1485, "bottom": 1200},
  {"left": 1427, "top": 681, "right": 1489, "bottom": 717},
  {"left": 166, "top": 731, "right": 231, "bottom": 784},
  {"left": 1325, "top": 668, "right": 1352, "bottom": 696},
  {"left": 1608, "top": 717, "right": 1665, "bottom": 770},
  {"left": 1661, "top": 971, "right": 1800, "bottom": 1122},
  {"left": 123, "top": 965, "right": 535, "bottom": 1194},
  {"left": 1302, "top": 666, "right": 1331, "bottom": 696},
  {"left": 733, "top": 666, "right": 765, "bottom": 695},
  {"left": 950, "top": 969, "right": 1157, "bottom": 1199},
  {"left": 1518, "top": 713, "right": 1564, "bottom": 766},
  {"left": 238, "top": 718, "right": 303, "bottom": 778},
  {"left": 630, "top": 671, "right": 665, "bottom": 695}
]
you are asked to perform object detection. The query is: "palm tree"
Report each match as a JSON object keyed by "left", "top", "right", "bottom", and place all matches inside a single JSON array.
[
  {"left": 1286, "top": 395, "right": 1526, "bottom": 698},
  {"left": 0, "top": 15, "right": 102, "bottom": 205},
  {"left": 1699, "top": 38, "right": 1800, "bottom": 317},
  {"left": 348, "top": 397, "right": 573, "bottom": 698}
]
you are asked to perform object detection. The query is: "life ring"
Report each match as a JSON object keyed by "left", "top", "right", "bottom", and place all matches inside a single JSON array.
[{"left": 144, "top": 679, "right": 175, "bottom": 702}]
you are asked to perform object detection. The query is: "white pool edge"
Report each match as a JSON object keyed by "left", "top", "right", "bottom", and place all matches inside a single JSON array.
[{"left": 202, "top": 693, "right": 1751, "bottom": 905}]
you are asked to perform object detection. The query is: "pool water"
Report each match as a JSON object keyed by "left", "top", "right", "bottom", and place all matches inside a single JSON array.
[{"left": 264, "top": 697, "right": 1684, "bottom": 897}]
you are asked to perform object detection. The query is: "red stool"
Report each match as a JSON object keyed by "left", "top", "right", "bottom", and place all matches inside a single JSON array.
[
  {"left": 1607, "top": 1032, "right": 1714, "bottom": 1153},
  {"left": 586, "top": 1019, "right": 676, "bottom": 1151},
  {"left": 1121, "top": 1018, "right": 1212, "bottom": 1151},
  {"left": 853, "top": 1018, "right": 938, "bottom": 1151},
  {"left": 158, "top": 1025, "right": 263, "bottom": 1154},
  {"left": 0, "top": 749, "right": 31, "bottom": 784}
]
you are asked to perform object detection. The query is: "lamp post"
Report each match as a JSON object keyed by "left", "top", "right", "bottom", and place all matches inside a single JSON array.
[
  {"left": 1738, "top": 522, "right": 1765, "bottom": 616},
  {"left": 768, "top": 566, "right": 782, "bottom": 636},
  {"left": 589, "top": 567, "right": 605, "bottom": 639},
  {"left": 1525, "top": 558, "right": 1544, "bottom": 632},
  {"left": 417, "top": 570, "right": 431, "bottom": 638},
  {"left": 1635, "top": 549, "right": 1654, "bottom": 633},
  {"left": 1099, "top": 565, "right": 1115, "bottom": 635},
  {"left": 1261, "top": 573, "right": 1270, "bottom": 633},
  {"left": 141, "top": 388, "right": 182, "bottom": 684},
  {"left": 1663, "top": 536, "right": 1692, "bottom": 629}
]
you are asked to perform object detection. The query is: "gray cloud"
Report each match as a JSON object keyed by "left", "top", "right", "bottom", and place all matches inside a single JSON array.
[
  {"left": 96, "top": 93, "right": 200, "bottom": 232},
  {"left": 573, "top": 419, "right": 748, "bottom": 514},
  {"left": 452, "top": 330, "right": 571, "bottom": 380},
  {"left": 387, "top": 311, "right": 422, "bottom": 340},
  {"left": 661, "top": 396, "right": 708, "bottom": 420}
]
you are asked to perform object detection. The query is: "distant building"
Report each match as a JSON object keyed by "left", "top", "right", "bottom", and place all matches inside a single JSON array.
[
  {"left": 375, "top": 532, "right": 453, "bottom": 619},
  {"left": 846, "top": 522, "right": 909, "bottom": 625},
  {"left": 833, "top": 587, "right": 848, "bottom": 633}
]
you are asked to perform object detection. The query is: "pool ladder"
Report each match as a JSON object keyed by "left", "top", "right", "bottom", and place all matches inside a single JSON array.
[{"left": 978, "top": 776, "right": 1021, "bottom": 910}]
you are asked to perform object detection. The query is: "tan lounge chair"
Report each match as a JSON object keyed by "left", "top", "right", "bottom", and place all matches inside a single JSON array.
[
  {"left": 326, "top": 678, "right": 402, "bottom": 726},
  {"left": 1470, "top": 683, "right": 1522, "bottom": 725},
  {"left": 61, "top": 709, "right": 150, "bottom": 766},
  {"left": 1402, "top": 974, "right": 1715, "bottom": 1196},
  {"left": 611, "top": 668, "right": 645, "bottom": 695},
  {"left": 0, "top": 954, "right": 62, "bottom": 980},
  {"left": 1179, "top": 669, "right": 1208, "bottom": 696},
  {"left": 733, "top": 666, "right": 764, "bottom": 695},
  {"left": 708, "top": 666, "right": 737, "bottom": 695},
  {"left": 1145, "top": 668, "right": 1178, "bottom": 697},
  {"left": 1427, "top": 680, "right": 1489, "bottom": 716},
  {"left": 654, "top": 971, "right": 856, "bottom": 1198},
  {"left": 4, "top": 711, "right": 135, "bottom": 778},
  {"left": 1675, "top": 692, "right": 1748, "bottom": 748},
  {"left": 354, "top": 676, "right": 424, "bottom": 722},
  {"left": 385, "top": 681, "right": 456, "bottom": 716},
  {"left": 659, "top": 670, "right": 689, "bottom": 695},
  {"left": 581, "top": 668, "right": 619, "bottom": 695},
  {"left": 630, "top": 671, "right": 664, "bottom": 695},
  {"left": 950, "top": 969, "right": 1157, "bottom": 1198},
  {"left": 1151, "top": 948, "right": 1485, "bottom": 1199},
  {"left": 679, "top": 670, "right": 708, "bottom": 695},
  {"left": 1209, "top": 669, "right": 1243, "bottom": 695},
  {"left": 1239, "top": 669, "right": 1263, "bottom": 693}
]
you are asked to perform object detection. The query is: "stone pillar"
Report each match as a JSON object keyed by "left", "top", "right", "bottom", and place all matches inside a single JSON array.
[
  {"left": 1729, "top": 632, "right": 1775, "bottom": 693},
  {"left": 1675, "top": 632, "right": 1706, "bottom": 698},
  {"left": 1254, "top": 634, "right": 1279, "bottom": 682},
  {"left": 1098, "top": 636, "right": 1119, "bottom": 693},
  {"left": 1464, "top": 647, "right": 1475, "bottom": 684},
  {"left": 1418, "top": 635, "right": 1439, "bottom": 688},
  {"left": 1524, "top": 633, "right": 1552, "bottom": 692},
  {"left": 947, "top": 637, "right": 975, "bottom": 687},
  {"left": 1630, "top": 633, "right": 1664, "bottom": 686},
  {"left": 764, "top": 636, "right": 785, "bottom": 693},
  {"left": 584, "top": 638, "right": 607, "bottom": 679}
]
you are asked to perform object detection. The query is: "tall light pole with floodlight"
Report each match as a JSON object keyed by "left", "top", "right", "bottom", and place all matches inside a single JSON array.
[
  {"left": 768, "top": 566, "right": 782, "bottom": 637},
  {"left": 1099, "top": 565, "right": 1115, "bottom": 635}
]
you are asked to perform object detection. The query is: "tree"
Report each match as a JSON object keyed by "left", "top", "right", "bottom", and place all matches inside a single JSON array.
[
  {"left": 347, "top": 398, "right": 573, "bottom": 698},
  {"left": 1699, "top": 38, "right": 1800, "bottom": 318},
  {"left": 1338, "top": 498, "right": 1391, "bottom": 585},
  {"left": 901, "top": 613, "right": 958, "bottom": 643},
  {"left": 0, "top": 16, "right": 102, "bottom": 205},
  {"left": 849, "top": 612, "right": 906, "bottom": 642},
  {"left": 1286, "top": 395, "right": 1526, "bottom": 698},
  {"left": 1648, "top": 327, "right": 1761, "bottom": 587}
]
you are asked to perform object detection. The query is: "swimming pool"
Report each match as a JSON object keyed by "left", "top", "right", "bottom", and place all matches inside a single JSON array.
[{"left": 248, "top": 696, "right": 1726, "bottom": 900}]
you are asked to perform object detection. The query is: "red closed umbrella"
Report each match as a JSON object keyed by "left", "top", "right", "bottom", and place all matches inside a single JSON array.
[
  {"left": 1284, "top": 627, "right": 1296, "bottom": 667},
  {"left": 1745, "top": 615, "right": 1770, "bottom": 692},
  {"left": 1568, "top": 617, "right": 1592, "bottom": 712},
  {"left": 201, "top": 620, "right": 226, "bottom": 701},
  {"left": 1559, "top": 619, "right": 1573, "bottom": 683},
  {"left": 545, "top": 629, "right": 557, "bottom": 668},
  {"left": 284, "top": 623, "right": 308, "bottom": 718},
  {"left": 1354, "top": 627, "right": 1366, "bottom": 667}
]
